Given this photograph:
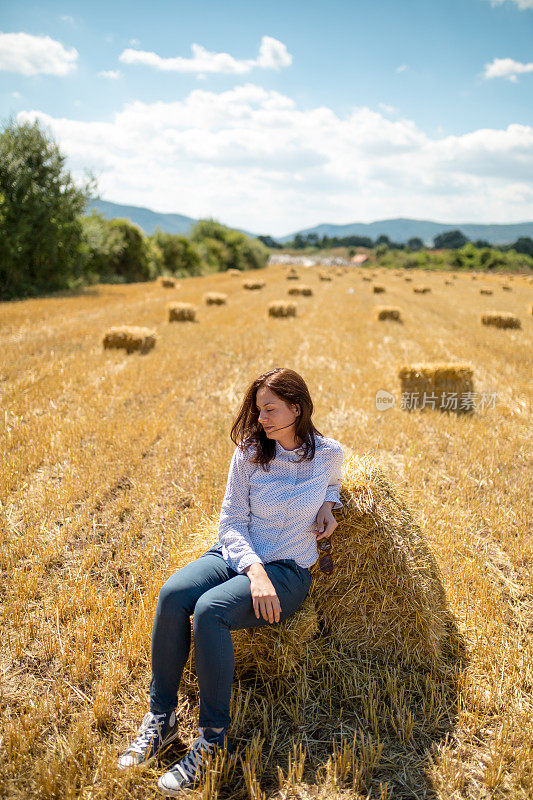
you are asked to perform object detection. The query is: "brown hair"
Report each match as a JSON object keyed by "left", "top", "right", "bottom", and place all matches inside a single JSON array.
[{"left": 230, "top": 367, "right": 324, "bottom": 470}]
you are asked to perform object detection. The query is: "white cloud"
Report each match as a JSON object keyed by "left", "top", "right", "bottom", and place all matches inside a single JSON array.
[
  {"left": 483, "top": 56, "right": 533, "bottom": 81},
  {"left": 483, "top": 0, "right": 533, "bottom": 8},
  {"left": 396, "top": 64, "right": 408, "bottom": 73},
  {"left": 98, "top": 69, "right": 122, "bottom": 79},
  {"left": 0, "top": 31, "right": 77, "bottom": 76},
  {"left": 119, "top": 35, "right": 292, "bottom": 74},
  {"left": 17, "top": 83, "right": 533, "bottom": 235}
]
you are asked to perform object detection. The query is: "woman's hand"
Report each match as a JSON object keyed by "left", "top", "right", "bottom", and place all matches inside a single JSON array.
[
  {"left": 244, "top": 563, "right": 282, "bottom": 623},
  {"left": 314, "top": 501, "right": 338, "bottom": 541}
]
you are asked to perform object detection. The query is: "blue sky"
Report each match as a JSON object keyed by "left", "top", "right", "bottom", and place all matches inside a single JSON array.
[{"left": 1, "top": 0, "right": 532, "bottom": 236}]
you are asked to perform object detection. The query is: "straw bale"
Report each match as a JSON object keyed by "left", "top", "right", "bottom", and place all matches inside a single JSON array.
[
  {"left": 318, "top": 271, "right": 332, "bottom": 281},
  {"left": 168, "top": 302, "right": 197, "bottom": 322},
  {"left": 398, "top": 362, "right": 474, "bottom": 413},
  {"left": 372, "top": 285, "right": 386, "bottom": 294},
  {"left": 227, "top": 268, "right": 241, "bottom": 276},
  {"left": 242, "top": 280, "right": 265, "bottom": 290},
  {"left": 102, "top": 325, "right": 156, "bottom": 354},
  {"left": 479, "top": 289, "right": 493, "bottom": 295},
  {"left": 501, "top": 284, "right": 512, "bottom": 291},
  {"left": 413, "top": 287, "right": 431, "bottom": 294},
  {"left": 362, "top": 276, "right": 372, "bottom": 282},
  {"left": 288, "top": 285, "right": 313, "bottom": 296},
  {"left": 481, "top": 312, "right": 521, "bottom": 329},
  {"left": 404, "top": 276, "right": 412, "bottom": 282},
  {"left": 286, "top": 273, "right": 300, "bottom": 280},
  {"left": 268, "top": 301, "right": 297, "bottom": 318},
  {"left": 203, "top": 291, "right": 227, "bottom": 305},
  {"left": 183, "top": 452, "right": 453, "bottom": 685},
  {"left": 444, "top": 280, "right": 453, "bottom": 286},
  {"left": 159, "top": 276, "right": 176, "bottom": 288},
  {"left": 376, "top": 306, "right": 401, "bottom": 321}
]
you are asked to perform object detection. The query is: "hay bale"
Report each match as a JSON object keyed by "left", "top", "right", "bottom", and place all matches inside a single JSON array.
[
  {"left": 444, "top": 280, "right": 453, "bottom": 286},
  {"left": 168, "top": 302, "right": 197, "bottom": 322},
  {"left": 288, "top": 285, "right": 313, "bottom": 296},
  {"left": 287, "top": 272, "right": 300, "bottom": 280},
  {"left": 398, "top": 362, "right": 475, "bottom": 413},
  {"left": 203, "top": 291, "right": 227, "bottom": 305},
  {"left": 481, "top": 312, "right": 521, "bottom": 329},
  {"left": 102, "top": 325, "right": 156, "bottom": 354},
  {"left": 159, "top": 276, "right": 176, "bottom": 288},
  {"left": 376, "top": 306, "right": 401, "bottom": 322},
  {"left": 372, "top": 285, "right": 386, "bottom": 294},
  {"left": 227, "top": 268, "right": 241, "bottom": 276},
  {"left": 404, "top": 276, "right": 412, "bottom": 282},
  {"left": 268, "top": 301, "right": 297, "bottom": 318},
  {"left": 501, "top": 284, "right": 512, "bottom": 291},
  {"left": 413, "top": 287, "right": 431, "bottom": 294},
  {"left": 243, "top": 280, "right": 265, "bottom": 290},
  {"left": 318, "top": 271, "right": 332, "bottom": 281},
  {"left": 184, "top": 452, "right": 452, "bottom": 683},
  {"left": 480, "top": 289, "right": 493, "bottom": 295}
]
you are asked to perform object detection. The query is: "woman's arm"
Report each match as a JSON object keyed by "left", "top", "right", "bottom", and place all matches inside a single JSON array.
[{"left": 217, "top": 445, "right": 264, "bottom": 574}]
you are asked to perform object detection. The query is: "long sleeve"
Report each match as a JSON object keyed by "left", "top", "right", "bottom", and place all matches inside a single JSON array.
[
  {"left": 217, "top": 445, "right": 264, "bottom": 574},
  {"left": 323, "top": 442, "right": 344, "bottom": 510}
]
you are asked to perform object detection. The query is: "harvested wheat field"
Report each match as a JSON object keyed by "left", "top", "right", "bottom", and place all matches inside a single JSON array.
[{"left": 1, "top": 262, "right": 532, "bottom": 800}]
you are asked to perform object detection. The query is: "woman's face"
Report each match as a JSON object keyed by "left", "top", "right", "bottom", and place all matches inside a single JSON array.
[{"left": 256, "top": 385, "right": 299, "bottom": 437}]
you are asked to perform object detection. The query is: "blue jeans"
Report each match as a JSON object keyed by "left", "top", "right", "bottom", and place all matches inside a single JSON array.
[{"left": 149, "top": 542, "right": 313, "bottom": 729}]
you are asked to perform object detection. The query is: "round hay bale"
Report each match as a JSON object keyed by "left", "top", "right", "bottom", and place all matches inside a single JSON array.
[
  {"left": 242, "top": 280, "right": 265, "bottom": 290},
  {"left": 227, "top": 268, "right": 241, "bottom": 276},
  {"left": 203, "top": 291, "right": 227, "bottom": 306},
  {"left": 413, "top": 286, "right": 431, "bottom": 294},
  {"left": 398, "top": 362, "right": 475, "bottom": 414},
  {"left": 268, "top": 301, "right": 297, "bottom": 318},
  {"left": 501, "top": 284, "right": 512, "bottom": 291},
  {"left": 159, "top": 276, "right": 176, "bottom": 288},
  {"left": 376, "top": 306, "right": 402, "bottom": 322},
  {"left": 306, "top": 452, "right": 452, "bottom": 669},
  {"left": 168, "top": 302, "right": 197, "bottom": 322},
  {"left": 404, "top": 276, "right": 413, "bottom": 282},
  {"left": 318, "top": 271, "right": 332, "bottom": 281},
  {"left": 286, "top": 273, "right": 300, "bottom": 280},
  {"left": 480, "top": 289, "right": 493, "bottom": 295},
  {"left": 372, "top": 285, "right": 386, "bottom": 294},
  {"left": 102, "top": 325, "right": 156, "bottom": 354},
  {"left": 481, "top": 312, "right": 521, "bottom": 329}
]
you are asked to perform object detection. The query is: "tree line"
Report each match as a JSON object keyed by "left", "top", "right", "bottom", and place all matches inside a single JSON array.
[
  {"left": 265, "top": 229, "right": 533, "bottom": 256},
  {"left": 0, "top": 117, "right": 269, "bottom": 301}
]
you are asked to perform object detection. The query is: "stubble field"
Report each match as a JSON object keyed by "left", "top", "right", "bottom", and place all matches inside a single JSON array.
[{"left": 1, "top": 263, "right": 532, "bottom": 799}]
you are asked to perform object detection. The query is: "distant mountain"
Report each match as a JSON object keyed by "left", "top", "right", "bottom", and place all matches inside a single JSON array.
[
  {"left": 85, "top": 201, "right": 533, "bottom": 246},
  {"left": 86, "top": 199, "right": 256, "bottom": 238},
  {"left": 278, "top": 217, "right": 533, "bottom": 246}
]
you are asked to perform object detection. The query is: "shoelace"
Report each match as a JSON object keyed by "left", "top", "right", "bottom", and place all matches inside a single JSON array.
[
  {"left": 174, "top": 734, "right": 216, "bottom": 780},
  {"left": 129, "top": 711, "right": 167, "bottom": 754}
]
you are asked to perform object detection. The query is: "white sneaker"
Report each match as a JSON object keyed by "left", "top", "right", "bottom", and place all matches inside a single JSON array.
[
  {"left": 156, "top": 726, "right": 234, "bottom": 795},
  {"left": 117, "top": 710, "right": 180, "bottom": 769}
]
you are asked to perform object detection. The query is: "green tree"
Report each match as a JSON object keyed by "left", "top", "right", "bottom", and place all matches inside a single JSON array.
[
  {"left": 407, "top": 237, "right": 424, "bottom": 251},
  {"left": 151, "top": 227, "right": 202, "bottom": 276},
  {"left": 433, "top": 229, "right": 469, "bottom": 249},
  {"left": 0, "top": 116, "right": 96, "bottom": 299}
]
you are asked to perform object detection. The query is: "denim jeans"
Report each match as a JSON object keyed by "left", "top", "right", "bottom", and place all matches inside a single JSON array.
[{"left": 149, "top": 541, "right": 313, "bottom": 729}]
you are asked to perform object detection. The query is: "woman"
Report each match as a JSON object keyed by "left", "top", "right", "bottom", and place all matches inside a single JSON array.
[{"left": 117, "top": 367, "right": 344, "bottom": 795}]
